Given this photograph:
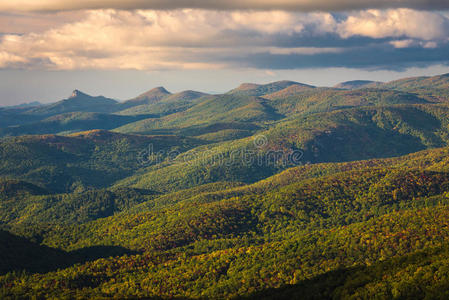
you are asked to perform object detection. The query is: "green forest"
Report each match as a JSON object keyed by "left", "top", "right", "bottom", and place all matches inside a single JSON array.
[{"left": 2, "top": 73, "right": 449, "bottom": 299}]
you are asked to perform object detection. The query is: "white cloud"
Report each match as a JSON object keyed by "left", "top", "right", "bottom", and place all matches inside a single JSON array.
[
  {"left": 227, "top": 11, "right": 304, "bottom": 34},
  {"left": 0, "top": 51, "right": 28, "bottom": 66},
  {"left": 389, "top": 39, "right": 416, "bottom": 48},
  {"left": 0, "top": 9, "right": 318, "bottom": 70},
  {"left": 0, "top": 11, "right": 84, "bottom": 34},
  {"left": 0, "top": 8, "right": 447, "bottom": 71},
  {"left": 338, "top": 9, "right": 449, "bottom": 40}
]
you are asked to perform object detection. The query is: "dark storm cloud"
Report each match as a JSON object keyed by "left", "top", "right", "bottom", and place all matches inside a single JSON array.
[
  {"left": 233, "top": 42, "right": 449, "bottom": 71},
  {"left": 270, "top": 32, "right": 391, "bottom": 48}
]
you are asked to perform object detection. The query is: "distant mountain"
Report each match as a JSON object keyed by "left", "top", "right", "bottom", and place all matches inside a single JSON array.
[
  {"left": 228, "top": 80, "right": 312, "bottom": 96},
  {"left": 0, "top": 109, "right": 43, "bottom": 128},
  {"left": 161, "top": 90, "right": 208, "bottom": 103},
  {"left": 266, "top": 87, "right": 428, "bottom": 116},
  {"left": 334, "top": 80, "right": 381, "bottom": 90},
  {"left": 117, "top": 90, "right": 208, "bottom": 115},
  {"left": 0, "top": 112, "right": 154, "bottom": 137},
  {"left": 115, "top": 94, "right": 282, "bottom": 135},
  {"left": 2, "top": 101, "right": 42, "bottom": 109},
  {"left": 122, "top": 87, "right": 171, "bottom": 107},
  {"left": 26, "top": 90, "right": 119, "bottom": 116},
  {"left": 374, "top": 73, "right": 449, "bottom": 102},
  {"left": 378, "top": 73, "right": 449, "bottom": 90},
  {"left": 263, "top": 83, "right": 315, "bottom": 100}
]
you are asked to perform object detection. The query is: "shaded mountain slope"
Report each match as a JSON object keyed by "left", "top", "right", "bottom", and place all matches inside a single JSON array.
[
  {"left": 0, "top": 230, "right": 136, "bottom": 275},
  {"left": 0, "top": 112, "right": 154, "bottom": 137},
  {"left": 27, "top": 90, "right": 119, "bottom": 116},
  {"left": 115, "top": 94, "right": 282, "bottom": 135},
  {"left": 0, "top": 130, "right": 204, "bottom": 192}
]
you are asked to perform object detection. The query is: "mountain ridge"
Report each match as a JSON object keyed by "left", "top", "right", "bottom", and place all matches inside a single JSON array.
[{"left": 3, "top": 72, "right": 449, "bottom": 298}]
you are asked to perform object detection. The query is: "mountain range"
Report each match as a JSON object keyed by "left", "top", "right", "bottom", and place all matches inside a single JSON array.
[{"left": 2, "top": 73, "right": 449, "bottom": 298}]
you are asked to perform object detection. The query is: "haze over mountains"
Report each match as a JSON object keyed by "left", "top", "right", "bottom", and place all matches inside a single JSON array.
[
  {"left": 3, "top": 73, "right": 449, "bottom": 298},
  {"left": 334, "top": 80, "right": 380, "bottom": 90},
  {"left": 1, "top": 73, "right": 447, "bottom": 136}
]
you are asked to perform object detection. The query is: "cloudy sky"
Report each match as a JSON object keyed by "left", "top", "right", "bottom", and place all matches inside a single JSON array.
[{"left": 0, "top": 0, "right": 449, "bottom": 105}]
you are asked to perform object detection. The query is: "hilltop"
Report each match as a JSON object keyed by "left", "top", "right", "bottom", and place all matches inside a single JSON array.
[{"left": 228, "top": 80, "right": 313, "bottom": 96}]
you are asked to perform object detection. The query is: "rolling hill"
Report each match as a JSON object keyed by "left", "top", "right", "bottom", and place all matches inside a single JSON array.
[
  {"left": 3, "top": 73, "right": 449, "bottom": 298},
  {"left": 115, "top": 94, "right": 282, "bottom": 135},
  {"left": 0, "top": 130, "right": 204, "bottom": 192},
  {"left": 112, "top": 104, "right": 449, "bottom": 193},
  {"left": 4, "top": 146, "right": 449, "bottom": 298}
]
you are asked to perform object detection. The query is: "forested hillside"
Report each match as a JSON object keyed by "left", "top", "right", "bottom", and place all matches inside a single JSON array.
[{"left": 2, "top": 73, "right": 449, "bottom": 299}]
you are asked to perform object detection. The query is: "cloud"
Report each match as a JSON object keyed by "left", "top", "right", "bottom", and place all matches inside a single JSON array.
[
  {"left": 239, "top": 43, "right": 449, "bottom": 71},
  {"left": 338, "top": 9, "right": 449, "bottom": 40},
  {"left": 0, "top": 11, "right": 84, "bottom": 34},
  {"left": 389, "top": 40, "right": 441, "bottom": 49},
  {"left": 0, "top": 9, "right": 326, "bottom": 70},
  {"left": 266, "top": 47, "right": 342, "bottom": 55},
  {"left": 0, "top": 9, "right": 448, "bottom": 71},
  {"left": 1, "top": 0, "right": 449, "bottom": 12}
]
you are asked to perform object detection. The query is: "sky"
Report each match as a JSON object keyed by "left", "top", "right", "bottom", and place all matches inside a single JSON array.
[{"left": 0, "top": 1, "right": 449, "bottom": 105}]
